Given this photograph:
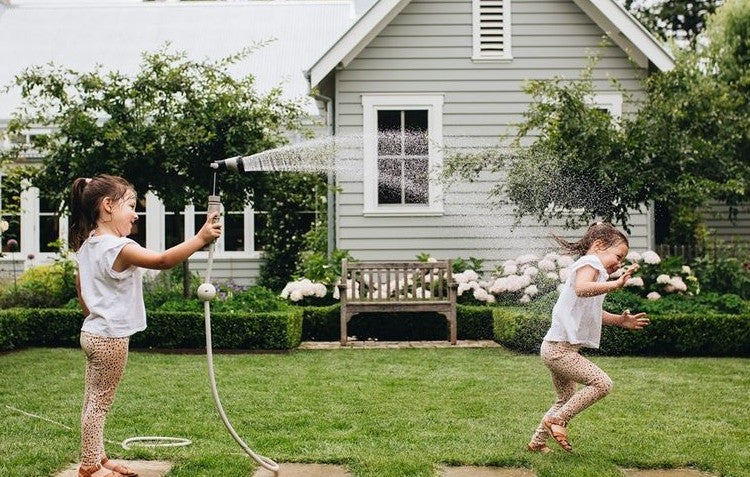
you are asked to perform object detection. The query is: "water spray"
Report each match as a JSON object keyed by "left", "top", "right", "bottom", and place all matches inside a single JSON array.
[{"left": 198, "top": 170, "right": 280, "bottom": 474}]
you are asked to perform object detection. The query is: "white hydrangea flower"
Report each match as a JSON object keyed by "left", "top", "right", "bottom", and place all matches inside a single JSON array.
[
  {"left": 289, "top": 289, "right": 304, "bottom": 302},
  {"left": 473, "top": 288, "right": 490, "bottom": 302},
  {"left": 427, "top": 257, "right": 437, "bottom": 263},
  {"left": 463, "top": 270, "right": 479, "bottom": 282},
  {"left": 558, "top": 268, "right": 569, "bottom": 282},
  {"left": 313, "top": 283, "right": 327, "bottom": 298},
  {"left": 625, "top": 277, "right": 644, "bottom": 287},
  {"left": 642, "top": 250, "right": 661, "bottom": 264},
  {"left": 501, "top": 261, "right": 518, "bottom": 276},
  {"left": 669, "top": 276, "right": 687, "bottom": 292},
  {"left": 524, "top": 284, "right": 539, "bottom": 297},
  {"left": 0, "top": 220, "right": 8, "bottom": 233},
  {"left": 647, "top": 291, "right": 661, "bottom": 300},
  {"left": 656, "top": 274, "right": 671, "bottom": 284},
  {"left": 546, "top": 272, "right": 559, "bottom": 281},
  {"left": 333, "top": 286, "right": 340, "bottom": 300},
  {"left": 519, "top": 294, "right": 531, "bottom": 303},
  {"left": 682, "top": 265, "right": 691, "bottom": 274},
  {"left": 626, "top": 251, "right": 642, "bottom": 262},
  {"left": 537, "top": 259, "right": 557, "bottom": 271},
  {"left": 516, "top": 254, "right": 539, "bottom": 264},
  {"left": 523, "top": 266, "right": 539, "bottom": 277},
  {"left": 454, "top": 272, "right": 470, "bottom": 284},
  {"left": 544, "top": 252, "right": 561, "bottom": 262},
  {"left": 486, "top": 294, "right": 496, "bottom": 304},
  {"left": 457, "top": 282, "right": 472, "bottom": 296}
]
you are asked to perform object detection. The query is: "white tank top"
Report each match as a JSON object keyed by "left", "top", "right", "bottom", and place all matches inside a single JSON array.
[
  {"left": 76, "top": 234, "right": 146, "bottom": 338},
  {"left": 544, "top": 255, "right": 609, "bottom": 349}
]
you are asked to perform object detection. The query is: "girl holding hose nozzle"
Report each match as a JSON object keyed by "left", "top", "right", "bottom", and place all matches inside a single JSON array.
[{"left": 70, "top": 175, "right": 221, "bottom": 477}]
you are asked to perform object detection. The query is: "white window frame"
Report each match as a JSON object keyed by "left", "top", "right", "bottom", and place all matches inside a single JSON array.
[
  {"left": 587, "top": 93, "right": 623, "bottom": 120},
  {"left": 472, "top": 0, "right": 513, "bottom": 63},
  {"left": 362, "top": 94, "right": 444, "bottom": 216}
]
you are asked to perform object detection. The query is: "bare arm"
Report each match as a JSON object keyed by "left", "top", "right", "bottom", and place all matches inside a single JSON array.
[
  {"left": 113, "top": 211, "right": 222, "bottom": 271},
  {"left": 574, "top": 263, "right": 639, "bottom": 298},
  {"left": 76, "top": 272, "right": 90, "bottom": 317},
  {"left": 602, "top": 309, "right": 650, "bottom": 329}
]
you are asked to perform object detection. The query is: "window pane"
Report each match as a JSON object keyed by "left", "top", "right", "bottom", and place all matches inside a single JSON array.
[
  {"left": 129, "top": 196, "right": 146, "bottom": 247},
  {"left": 404, "top": 110, "right": 428, "bottom": 155},
  {"left": 377, "top": 110, "right": 401, "bottom": 155},
  {"left": 40, "top": 216, "right": 59, "bottom": 252},
  {"left": 404, "top": 158, "right": 429, "bottom": 204},
  {"left": 165, "top": 212, "right": 184, "bottom": 249},
  {"left": 378, "top": 158, "right": 402, "bottom": 204},
  {"left": 38, "top": 194, "right": 60, "bottom": 252},
  {"left": 224, "top": 212, "right": 244, "bottom": 252},
  {"left": 254, "top": 212, "right": 268, "bottom": 251}
]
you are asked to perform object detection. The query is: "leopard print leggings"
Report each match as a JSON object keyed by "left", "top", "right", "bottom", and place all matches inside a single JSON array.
[
  {"left": 80, "top": 331, "right": 130, "bottom": 466},
  {"left": 530, "top": 340, "right": 613, "bottom": 446}
]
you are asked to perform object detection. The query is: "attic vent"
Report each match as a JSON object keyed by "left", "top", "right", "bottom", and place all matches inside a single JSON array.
[{"left": 472, "top": 0, "right": 512, "bottom": 61}]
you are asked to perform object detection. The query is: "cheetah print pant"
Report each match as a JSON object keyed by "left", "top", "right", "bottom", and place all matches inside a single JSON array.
[
  {"left": 530, "top": 340, "right": 613, "bottom": 446},
  {"left": 80, "top": 331, "right": 130, "bottom": 466}
]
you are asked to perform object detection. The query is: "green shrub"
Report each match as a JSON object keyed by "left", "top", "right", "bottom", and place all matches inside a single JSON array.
[
  {"left": 0, "top": 260, "right": 77, "bottom": 308},
  {"left": 299, "top": 304, "right": 495, "bottom": 341},
  {"left": 153, "top": 285, "right": 291, "bottom": 313},
  {"left": 0, "top": 309, "right": 31, "bottom": 351},
  {"left": 692, "top": 252, "right": 750, "bottom": 299},
  {"left": 456, "top": 305, "right": 494, "bottom": 339},
  {"left": 492, "top": 306, "right": 750, "bottom": 356},
  {"left": 301, "top": 304, "right": 340, "bottom": 341},
  {"left": 0, "top": 308, "right": 302, "bottom": 351}
]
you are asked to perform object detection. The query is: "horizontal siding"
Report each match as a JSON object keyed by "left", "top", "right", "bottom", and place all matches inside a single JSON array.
[
  {"left": 701, "top": 202, "right": 750, "bottom": 242},
  {"left": 334, "top": 0, "right": 652, "bottom": 264}
]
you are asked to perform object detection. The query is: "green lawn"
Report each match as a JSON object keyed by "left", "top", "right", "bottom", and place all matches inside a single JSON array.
[{"left": 1, "top": 347, "right": 748, "bottom": 477}]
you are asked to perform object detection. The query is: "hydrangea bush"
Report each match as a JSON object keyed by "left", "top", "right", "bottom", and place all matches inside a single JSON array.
[{"left": 279, "top": 250, "right": 702, "bottom": 305}]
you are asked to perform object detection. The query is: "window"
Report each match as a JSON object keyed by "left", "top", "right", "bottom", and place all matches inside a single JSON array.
[
  {"left": 0, "top": 173, "right": 21, "bottom": 253},
  {"left": 38, "top": 194, "right": 61, "bottom": 252},
  {"left": 129, "top": 195, "right": 147, "bottom": 247},
  {"left": 472, "top": 0, "right": 512, "bottom": 62},
  {"left": 362, "top": 95, "right": 444, "bottom": 216},
  {"left": 587, "top": 93, "right": 623, "bottom": 120}
]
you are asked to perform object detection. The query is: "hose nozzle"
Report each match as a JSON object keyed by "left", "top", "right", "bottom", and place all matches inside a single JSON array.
[{"left": 211, "top": 157, "right": 244, "bottom": 173}]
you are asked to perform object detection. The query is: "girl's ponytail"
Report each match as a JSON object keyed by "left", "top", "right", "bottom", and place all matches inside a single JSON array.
[{"left": 69, "top": 178, "right": 91, "bottom": 251}]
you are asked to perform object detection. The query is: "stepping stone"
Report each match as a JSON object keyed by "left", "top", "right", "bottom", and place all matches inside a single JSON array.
[
  {"left": 622, "top": 469, "right": 717, "bottom": 477},
  {"left": 253, "top": 463, "right": 352, "bottom": 477},
  {"left": 56, "top": 460, "right": 172, "bottom": 477},
  {"left": 440, "top": 466, "right": 536, "bottom": 477}
]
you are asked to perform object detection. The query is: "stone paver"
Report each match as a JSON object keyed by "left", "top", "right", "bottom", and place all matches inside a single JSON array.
[
  {"left": 56, "top": 460, "right": 172, "bottom": 477},
  {"left": 299, "top": 340, "right": 500, "bottom": 350},
  {"left": 440, "top": 466, "right": 536, "bottom": 477},
  {"left": 622, "top": 469, "right": 717, "bottom": 477},
  {"left": 253, "top": 463, "right": 352, "bottom": 477}
]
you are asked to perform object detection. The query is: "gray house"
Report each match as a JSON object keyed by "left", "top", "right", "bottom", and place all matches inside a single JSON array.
[{"left": 0, "top": 0, "right": 690, "bottom": 284}]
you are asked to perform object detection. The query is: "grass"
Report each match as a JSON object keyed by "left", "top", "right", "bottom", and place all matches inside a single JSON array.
[{"left": 0, "top": 347, "right": 748, "bottom": 477}]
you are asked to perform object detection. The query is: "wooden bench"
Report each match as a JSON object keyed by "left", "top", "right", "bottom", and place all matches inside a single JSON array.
[{"left": 337, "top": 260, "right": 457, "bottom": 345}]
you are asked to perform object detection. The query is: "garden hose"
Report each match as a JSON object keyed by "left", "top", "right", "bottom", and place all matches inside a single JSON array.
[{"left": 196, "top": 187, "right": 280, "bottom": 474}]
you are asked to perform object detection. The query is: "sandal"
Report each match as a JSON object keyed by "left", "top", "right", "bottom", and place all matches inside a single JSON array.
[
  {"left": 542, "top": 416, "right": 573, "bottom": 452},
  {"left": 77, "top": 463, "right": 126, "bottom": 477},
  {"left": 102, "top": 458, "right": 138, "bottom": 477},
  {"left": 527, "top": 442, "right": 553, "bottom": 454}
]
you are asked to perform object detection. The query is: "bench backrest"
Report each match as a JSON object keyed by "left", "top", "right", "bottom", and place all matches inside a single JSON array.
[{"left": 339, "top": 260, "right": 454, "bottom": 302}]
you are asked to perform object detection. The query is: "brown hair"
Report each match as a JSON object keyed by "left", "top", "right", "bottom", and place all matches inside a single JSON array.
[
  {"left": 553, "top": 222, "right": 628, "bottom": 256},
  {"left": 69, "top": 174, "right": 134, "bottom": 251}
]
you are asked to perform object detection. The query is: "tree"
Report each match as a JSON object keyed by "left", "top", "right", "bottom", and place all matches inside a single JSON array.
[
  {"left": 1, "top": 44, "right": 323, "bottom": 292},
  {"left": 622, "top": 0, "right": 722, "bottom": 48},
  {"left": 443, "top": 13, "right": 750, "bottom": 245}
]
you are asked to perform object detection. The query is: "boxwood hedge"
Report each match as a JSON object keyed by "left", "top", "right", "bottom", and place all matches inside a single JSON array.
[
  {"left": 0, "top": 308, "right": 302, "bottom": 352},
  {"left": 493, "top": 307, "right": 750, "bottom": 356}
]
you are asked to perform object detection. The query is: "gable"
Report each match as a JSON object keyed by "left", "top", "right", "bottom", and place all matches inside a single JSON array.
[{"left": 307, "top": 0, "right": 674, "bottom": 88}]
